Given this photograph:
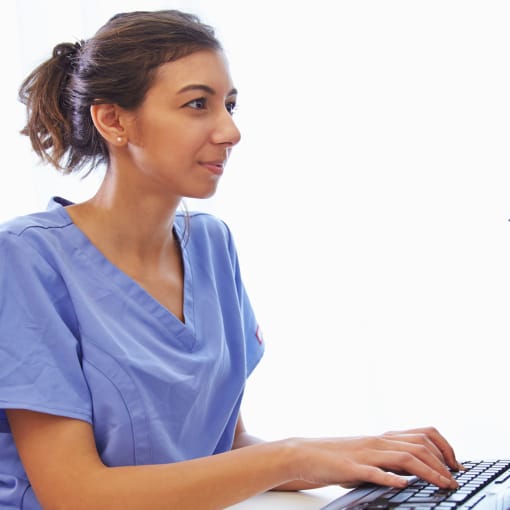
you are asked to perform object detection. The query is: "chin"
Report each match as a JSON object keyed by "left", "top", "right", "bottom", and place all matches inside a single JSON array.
[{"left": 187, "top": 185, "right": 219, "bottom": 200}]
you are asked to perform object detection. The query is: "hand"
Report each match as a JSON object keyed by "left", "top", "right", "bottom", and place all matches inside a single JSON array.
[{"left": 289, "top": 426, "right": 461, "bottom": 490}]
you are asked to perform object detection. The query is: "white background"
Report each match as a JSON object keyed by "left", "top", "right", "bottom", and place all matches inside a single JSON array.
[{"left": 2, "top": 0, "right": 510, "bottom": 461}]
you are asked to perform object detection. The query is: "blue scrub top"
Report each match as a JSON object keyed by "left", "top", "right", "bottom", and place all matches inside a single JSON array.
[{"left": 0, "top": 197, "right": 264, "bottom": 509}]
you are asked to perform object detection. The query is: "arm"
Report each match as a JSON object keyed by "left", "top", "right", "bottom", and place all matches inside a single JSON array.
[
  {"left": 7, "top": 409, "right": 295, "bottom": 510},
  {"left": 7, "top": 409, "right": 461, "bottom": 510}
]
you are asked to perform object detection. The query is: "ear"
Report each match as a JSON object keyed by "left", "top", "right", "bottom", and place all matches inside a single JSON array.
[{"left": 90, "top": 103, "right": 130, "bottom": 146}]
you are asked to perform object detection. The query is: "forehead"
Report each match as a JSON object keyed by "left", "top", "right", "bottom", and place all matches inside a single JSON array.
[{"left": 151, "top": 49, "right": 235, "bottom": 95}]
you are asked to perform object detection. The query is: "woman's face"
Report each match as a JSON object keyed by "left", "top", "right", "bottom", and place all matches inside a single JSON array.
[{"left": 122, "top": 49, "right": 241, "bottom": 199}]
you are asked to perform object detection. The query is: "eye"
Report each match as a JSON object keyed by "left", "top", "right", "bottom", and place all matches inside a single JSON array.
[
  {"left": 225, "top": 100, "right": 238, "bottom": 116},
  {"left": 186, "top": 97, "right": 207, "bottom": 110}
]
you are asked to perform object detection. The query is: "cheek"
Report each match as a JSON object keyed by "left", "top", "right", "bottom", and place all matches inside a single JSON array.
[
  {"left": 128, "top": 112, "right": 205, "bottom": 159},
  {"left": 164, "top": 126, "right": 205, "bottom": 156},
  {"left": 125, "top": 118, "right": 147, "bottom": 148},
  {"left": 131, "top": 126, "right": 168, "bottom": 153},
  {"left": 127, "top": 109, "right": 168, "bottom": 148}
]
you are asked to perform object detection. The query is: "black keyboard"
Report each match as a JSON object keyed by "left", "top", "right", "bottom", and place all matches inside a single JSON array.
[{"left": 341, "top": 459, "right": 510, "bottom": 509}]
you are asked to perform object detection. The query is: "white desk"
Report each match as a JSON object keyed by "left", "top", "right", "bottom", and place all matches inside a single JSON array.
[{"left": 227, "top": 485, "right": 348, "bottom": 509}]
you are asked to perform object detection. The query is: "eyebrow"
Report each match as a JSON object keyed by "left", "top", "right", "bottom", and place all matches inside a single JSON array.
[{"left": 177, "top": 84, "right": 238, "bottom": 97}]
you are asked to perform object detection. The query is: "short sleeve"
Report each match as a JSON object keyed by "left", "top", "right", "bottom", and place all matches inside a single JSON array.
[
  {"left": 0, "top": 232, "right": 92, "bottom": 430},
  {"left": 222, "top": 222, "right": 265, "bottom": 377}
]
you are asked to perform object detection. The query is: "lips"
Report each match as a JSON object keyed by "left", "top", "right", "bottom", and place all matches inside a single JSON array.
[{"left": 200, "top": 160, "right": 225, "bottom": 176}]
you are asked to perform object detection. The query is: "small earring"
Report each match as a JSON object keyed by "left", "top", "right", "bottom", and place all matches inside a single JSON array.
[{"left": 116, "top": 136, "right": 123, "bottom": 143}]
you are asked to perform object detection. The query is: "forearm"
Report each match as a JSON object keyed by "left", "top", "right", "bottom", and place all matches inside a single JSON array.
[{"left": 57, "top": 440, "right": 297, "bottom": 510}]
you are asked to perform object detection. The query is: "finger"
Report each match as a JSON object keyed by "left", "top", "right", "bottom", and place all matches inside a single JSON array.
[
  {"left": 367, "top": 449, "right": 458, "bottom": 489},
  {"left": 339, "top": 464, "right": 410, "bottom": 490},
  {"left": 368, "top": 437, "right": 457, "bottom": 486},
  {"left": 384, "top": 432, "right": 464, "bottom": 474},
  {"left": 395, "top": 427, "right": 462, "bottom": 471},
  {"left": 382, "top": 432, "right": 445, "bottom": 464}
]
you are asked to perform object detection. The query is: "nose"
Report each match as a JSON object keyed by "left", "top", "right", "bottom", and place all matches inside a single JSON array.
[{"left": 212, "top": 109, "right": 241, "bottom": 147}]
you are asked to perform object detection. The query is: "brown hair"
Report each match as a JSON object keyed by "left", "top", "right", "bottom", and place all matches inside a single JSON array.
[{"left": 18, "top": 10, "right": 222, "bottom": 174}]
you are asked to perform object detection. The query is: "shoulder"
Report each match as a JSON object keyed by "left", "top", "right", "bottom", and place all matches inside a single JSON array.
[
  {"left": 0, "top": 204, "right": 73, "bottom": 274},
  {"left": 176, "top": 210, "right": 233, "bottom": 245},
  {"left": 175, "top": 211, "right": 242, "bottom": 271},
  {"left": 0, "top": 205, "right": 72, "bottom": 239}
]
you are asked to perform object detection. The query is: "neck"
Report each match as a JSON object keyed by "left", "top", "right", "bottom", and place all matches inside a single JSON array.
[{"left": 66, "top": 169, "right": 183, "bottom": 268}]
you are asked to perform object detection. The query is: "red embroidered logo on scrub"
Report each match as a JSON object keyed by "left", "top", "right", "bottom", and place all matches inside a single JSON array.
[{"left": 255, "top": 325, "right": 264, "bottom": 345}]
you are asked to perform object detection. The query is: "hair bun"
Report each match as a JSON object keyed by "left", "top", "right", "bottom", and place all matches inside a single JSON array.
[{"left": 53, "top": 41, "right": 84, "bottom": 70}]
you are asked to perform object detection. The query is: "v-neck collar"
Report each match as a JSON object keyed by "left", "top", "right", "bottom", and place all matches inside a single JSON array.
[{"left": 49, "top": 197, "right": 197, "bottom": 349}]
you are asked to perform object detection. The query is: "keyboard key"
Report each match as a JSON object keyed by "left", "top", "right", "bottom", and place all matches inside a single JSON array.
[
  {"left": 388, "top": 490, "right": 416, "bottom": 503},
  {"left": 466, "top": 494, "right": 488, "bottom": 508},
  {"left": 495, "top": 471, "right": 510, "bottom": 484},
  {"left": 446, "top": 490, "right": 472, "bottom": 502}
]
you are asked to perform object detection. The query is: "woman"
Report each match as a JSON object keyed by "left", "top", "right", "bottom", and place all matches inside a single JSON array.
[{"left": 0, "top": 9, "right": 461, "bottom": 510}]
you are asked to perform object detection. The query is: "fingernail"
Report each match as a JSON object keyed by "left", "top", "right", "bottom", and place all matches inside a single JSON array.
[
  {"left": 441, "top": 475, "right": 456, "bottom": 488},
  {"left": 397, "top": 477, "right": 409, "bottom": 488}
]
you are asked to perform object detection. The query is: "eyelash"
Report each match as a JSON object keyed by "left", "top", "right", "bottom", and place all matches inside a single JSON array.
[{"left": 186, "top": 97, "right": 238, "bottom": 116}]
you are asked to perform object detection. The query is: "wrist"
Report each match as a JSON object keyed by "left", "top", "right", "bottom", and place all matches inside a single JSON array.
[
  {"left": 269, "top": 438, "right": 328, "bottom": 491},
  {"left": 276, "top": 438, "right": 305, "bottom": 482}
]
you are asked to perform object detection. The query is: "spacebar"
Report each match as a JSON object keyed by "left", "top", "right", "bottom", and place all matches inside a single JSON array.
[
  {"left": 405, "top": 491, "right": 470, "bottom": 504},
  {"left": 404, "top": 497, "right": 449, "bottom": 504}
]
